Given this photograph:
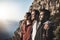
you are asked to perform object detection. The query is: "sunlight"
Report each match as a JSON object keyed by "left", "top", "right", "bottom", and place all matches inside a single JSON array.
[
  {"left": 0, "top": 2, "right": 9, "bottom": 20},
  {"left": 0, "top": 11, "right": 8, "bottom": 20},
  {"left": 0, "top": 2, "right": 20, "bottom": 21}
]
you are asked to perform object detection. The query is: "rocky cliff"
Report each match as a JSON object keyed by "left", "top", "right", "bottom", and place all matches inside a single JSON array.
[
  {"left": 29, "top": 0, "right": 60, "bottom": 15},
  {"left": 10, "top": 0, "right": 60, "bottom": 40}
]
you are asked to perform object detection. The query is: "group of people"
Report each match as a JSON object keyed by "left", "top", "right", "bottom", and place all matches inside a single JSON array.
[{"left": 14, "top": 8, "right": 55, "bottom": 40}]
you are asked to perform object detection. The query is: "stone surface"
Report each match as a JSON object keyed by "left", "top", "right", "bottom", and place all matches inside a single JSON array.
[
  {"left": 9, "top": 0, "right": 60, "bottom": 40},
  {"left": 29, "top": 0, "right": 60, "bottom": 15}
]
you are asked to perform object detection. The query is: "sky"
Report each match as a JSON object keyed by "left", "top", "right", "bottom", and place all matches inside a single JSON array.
[
  {"left": 0, "top": 0, "right": 33, "bottom": 21},
  {"left": 0, "top": 0, "right": 33, "bottom": 38}
]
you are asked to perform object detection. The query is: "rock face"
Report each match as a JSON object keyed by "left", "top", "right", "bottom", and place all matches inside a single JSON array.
[
  {"left": 29, "top": 0, "right": 60, "bottom": 15},
  {"left": 10, "top": 0, "right": 60, "bottom": 40}
]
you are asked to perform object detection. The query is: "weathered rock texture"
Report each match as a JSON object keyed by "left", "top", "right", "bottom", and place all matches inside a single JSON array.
[
  {"left": 29, "top": 0, "right": 60, "bottom": 15},
  {"left": 9, "top": 0, "right": 60, "bottom": 40}
]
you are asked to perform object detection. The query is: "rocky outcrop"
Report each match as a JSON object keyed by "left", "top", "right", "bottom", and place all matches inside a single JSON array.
[
  {"left": 10, "top": 0, "right": 60, "bottom": 40},
  {"left": 29, "top": 0, "right": 60, "bottom": 15}
]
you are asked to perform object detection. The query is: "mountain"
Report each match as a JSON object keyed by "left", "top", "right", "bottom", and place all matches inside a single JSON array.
[
  {"left": 0, "top": 31, "right": 10, "bottom": 40},
  {"left": 5, "top": 20, "right": 19, "bottom": 37},
  {"left": 0, "top": 20, "right": 19, "bottom": 40}
]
